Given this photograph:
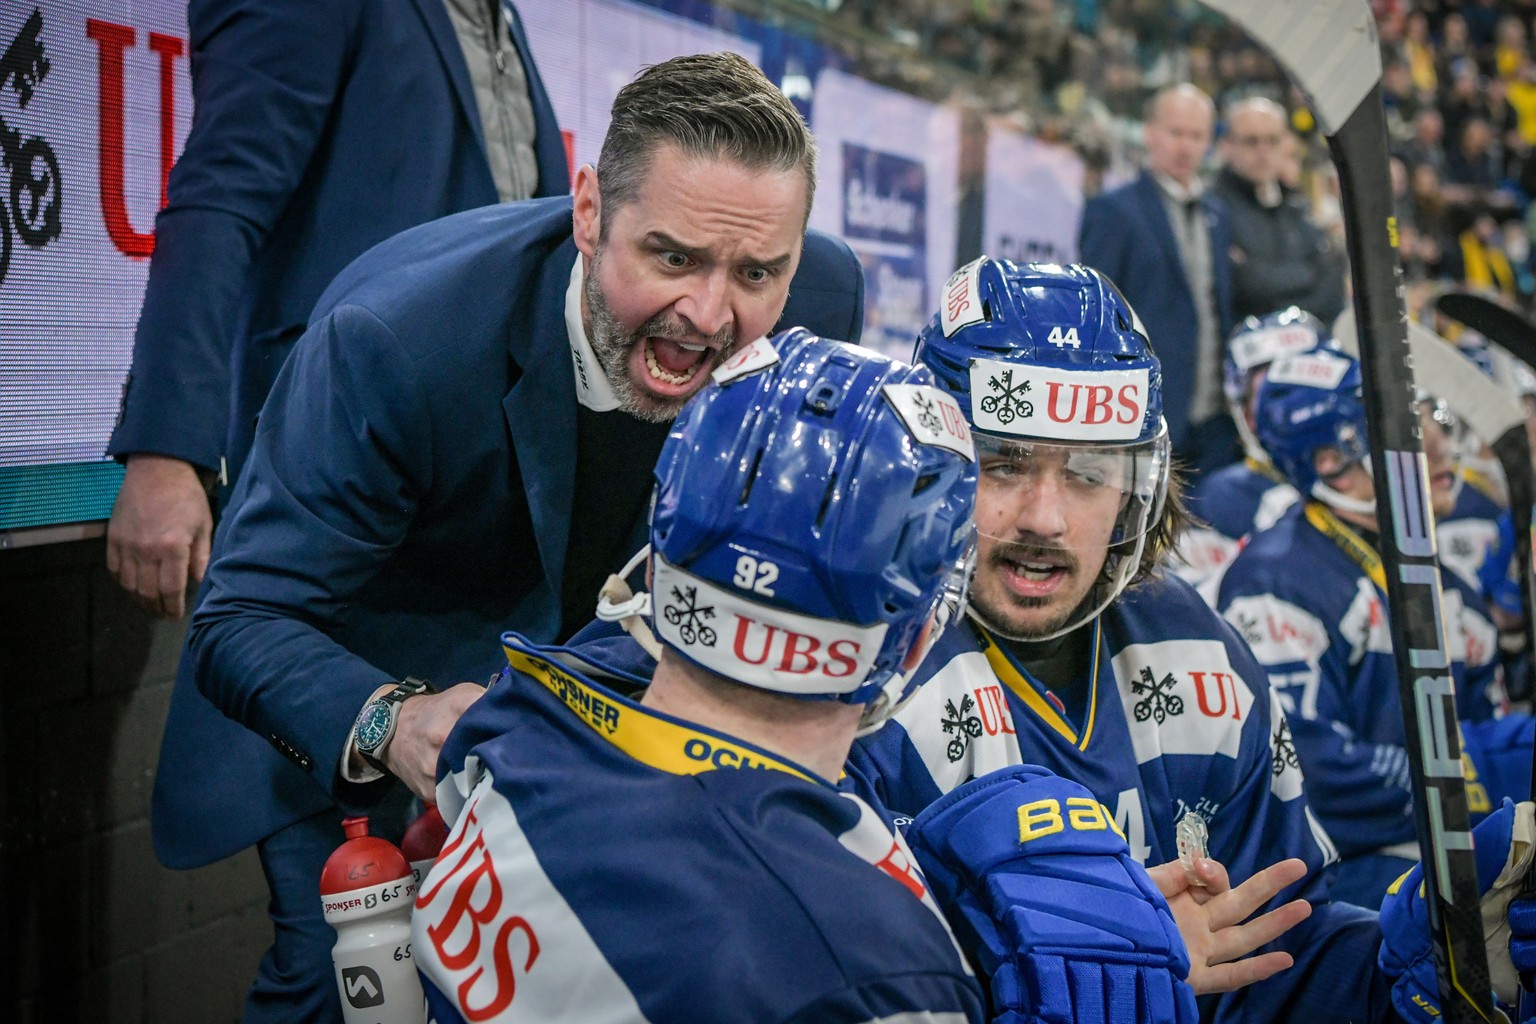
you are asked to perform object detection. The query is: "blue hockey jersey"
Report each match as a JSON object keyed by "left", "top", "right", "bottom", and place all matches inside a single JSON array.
[
  {"left": 414, "top": 635, "right": 984, "bottom": 1024},
  {"left": 1216, "top": 501, "right": 1505, "bottom": 871},
  {"left": 848, "top": 573, "right": 1393, "bottom": 1024},
  {"left": 1173, "top": 458, "right": 1298, "bottom": 595},
  {"left": 1439, "top": 469, "right": 1507, "bottom": 598}
]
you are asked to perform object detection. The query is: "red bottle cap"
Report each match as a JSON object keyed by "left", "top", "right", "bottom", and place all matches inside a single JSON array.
[
  {"left": 319, "top": 816, "right": 412, "bottom": 896},
  {"left": 401, "top": 805, "right": 450, "bottom": 864}
]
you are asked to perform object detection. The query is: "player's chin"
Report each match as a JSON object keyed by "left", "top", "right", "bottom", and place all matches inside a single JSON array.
[{"left": 972, "top": 585, "right": 1070, "bottom": 641}]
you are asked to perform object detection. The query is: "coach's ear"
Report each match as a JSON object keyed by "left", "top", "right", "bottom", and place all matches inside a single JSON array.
[{"left": 573, "top": 163, "right": 601, "bottom": 260}]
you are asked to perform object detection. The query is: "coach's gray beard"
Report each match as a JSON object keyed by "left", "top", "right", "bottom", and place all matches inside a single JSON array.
[{"left": 584, "top": 248, "right": 736, "bottom": 423}]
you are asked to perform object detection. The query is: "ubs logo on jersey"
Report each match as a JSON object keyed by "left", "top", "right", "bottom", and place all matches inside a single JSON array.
[
  {"left": 662, "top": 585, "right": 717, "bottom": 647},
  {"left": 416, "top": 798, "right": 542, "bottom": 1018},
  {"left": 940, "top": 694, "right": 983, "bottom": 762},
  {"left": 1223, "top": 594, "right": 1329, "bottom": 666},
  {"left": 1268, "top": 691, "right": 1305, "bottom": 801},
  {"left": 1114, "top": 640, "right": 1254, "bottom": 764},
  {"left": 1131, "top": 667, "right": 1184, "bottom": 724}
]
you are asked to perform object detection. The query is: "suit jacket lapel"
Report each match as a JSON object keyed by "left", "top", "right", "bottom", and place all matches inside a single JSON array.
[
  {"left": 410, "top": 0, "right": 487, "bottom": 158},
  {"left": 504, "top": 242, "right": 581, "bottom": 634}
]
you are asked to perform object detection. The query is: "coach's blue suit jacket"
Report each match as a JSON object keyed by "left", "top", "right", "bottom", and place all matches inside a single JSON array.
[
  {"left": 108, "top": 0, "right": 568, "bottom": 485},
  {"left": 151, "top": 199, "right": 866, "bottom": 868},
  {"left": 1077, "top": 171, "right": 1234, "bottom": 449}
]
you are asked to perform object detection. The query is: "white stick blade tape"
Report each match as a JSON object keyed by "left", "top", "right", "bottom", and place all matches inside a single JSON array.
[{"left": 1198, "top": 0, "right": 1381, "bottom": 135}]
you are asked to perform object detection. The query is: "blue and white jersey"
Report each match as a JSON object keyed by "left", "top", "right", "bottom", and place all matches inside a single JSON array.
[
  {"left": 1438, "top": 468, "right": 1507, "bottom": 598},
  {"left": 415, "top": 635, "right": 983, "bottom": 1024},
  {"left": 1216, "top": 500, "right": 1503, "bottom": 865},
  {"left": 849, "top": 574, "right": 1393, "bottom": 1024},
  {"left": 1173, "top": 458, "right": 1298, "bottom": 597}
]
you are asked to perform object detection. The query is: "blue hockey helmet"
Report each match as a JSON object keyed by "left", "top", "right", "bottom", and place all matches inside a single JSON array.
[
  {"left": 1222, "top": 307, "right": 1335, "bottom": 409},
  {"left": 1223, "top": 307, "right": 1337, "bottom": 460},
  {"left": 913, "top": 258, "right": 1172, "bottom": 640},
  {"left": 1253, "top": 345, "right": 1370, "bottom": 501},
  {"left": 650, "top": 328, "right": 978, "bottom": 724}
]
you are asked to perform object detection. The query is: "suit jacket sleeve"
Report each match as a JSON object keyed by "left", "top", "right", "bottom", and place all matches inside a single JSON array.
[
  {"left": 1077, "top": 194, "right": 1131, "bottom": 287},
  {"left": 187, "top": 305, "right": 428, "bottom": 797},
  {"left": 108, "top": 0, "right": 363, "bottom": 470}
]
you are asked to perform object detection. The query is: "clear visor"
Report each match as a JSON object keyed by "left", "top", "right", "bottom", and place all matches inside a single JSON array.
[
  {"left": 966, "top": 429, "right": 1170, "bottom": 643},
  {"left": 973, "top": 430, "right": 1170, "bottom": 547}
]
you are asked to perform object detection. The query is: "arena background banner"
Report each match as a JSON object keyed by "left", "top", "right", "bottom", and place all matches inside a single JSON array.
[
  {"left": 0, "top": 0, "right": 1082, "bottom": 541},
  {"left": 0, "top": 1, "right": 190, "bottom": 538},
  {"left": 809, "top": 68, "right": 960, "bottom": 358},
  {"left": 982, "top": 123, "right": 1084, "bottom": 267}
]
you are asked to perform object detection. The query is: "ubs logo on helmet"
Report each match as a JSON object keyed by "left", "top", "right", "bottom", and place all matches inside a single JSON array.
[
  {"left": 970, "top": 359, "right": 1150, "bottom": 441},
  {"left": 730, "top": 616, "right": 862, "bottom": 678}
]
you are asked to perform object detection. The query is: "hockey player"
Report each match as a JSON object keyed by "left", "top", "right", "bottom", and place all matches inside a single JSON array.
[
  {"left": 846, "top": 257, "right": 1532, "bottom": 1023},
  {"left": 1172, "top": 308, "right": 1324, "bottom": 594},
  {"left": 412, "top": 329, "right": 1222, "bottom": 1023},
  {"left": 1215, "top": 343, "right": 1531, "bottom": 908}
]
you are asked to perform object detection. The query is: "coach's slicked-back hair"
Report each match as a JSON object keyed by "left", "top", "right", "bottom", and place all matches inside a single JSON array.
[{"left": 597, "top": 52, "right": 817, "bottom": 230}]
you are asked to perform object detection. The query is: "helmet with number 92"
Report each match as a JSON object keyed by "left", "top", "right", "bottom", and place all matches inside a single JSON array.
[
  {"left": 915, "top": 258, "right": 1171, "bottom": 642},
  {"left": 650, "top": 327, "right": 978, "bottom": 730}
]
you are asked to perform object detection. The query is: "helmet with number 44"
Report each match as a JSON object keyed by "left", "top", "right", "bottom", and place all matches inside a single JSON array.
[{"left": 916, "top": 258, "right": 1174, "bottom": 642}]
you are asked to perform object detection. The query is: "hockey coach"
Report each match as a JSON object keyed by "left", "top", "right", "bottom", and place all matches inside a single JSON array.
[{"left": 152, "top": 52, "right": 864, "bottom": 1023}]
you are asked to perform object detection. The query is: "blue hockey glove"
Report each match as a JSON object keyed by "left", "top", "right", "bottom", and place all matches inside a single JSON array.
[
  {"left": 908, "top": 765, "right": 1198, "bottom": 1024},
  {"left": 1464, "top": 718, "right": 1536, "bottom": 821},
  {"left": 1379, "top": 799, "right": 1536, "bottom": 1022}
]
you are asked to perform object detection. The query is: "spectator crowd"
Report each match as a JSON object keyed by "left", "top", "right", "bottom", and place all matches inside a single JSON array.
[{"left": 831, "top": 0, "right": 1536, "bottom": 315}]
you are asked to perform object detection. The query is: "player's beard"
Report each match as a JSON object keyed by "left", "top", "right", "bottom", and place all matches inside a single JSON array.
[
  {"left": 584, "top": 246, "right": 736, "bottom": 423},
  {"left": 969, "top": 537, "right": 1097, "bottom": 641}
]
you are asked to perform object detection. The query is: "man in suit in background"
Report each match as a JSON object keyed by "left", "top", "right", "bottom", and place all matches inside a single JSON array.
[
  {"left": 106, "top": 0, "right": 568, "bottom": 619},
  {"left": 159, "top": 52, "right": 865, "bottom": 1023},
  {"left": 1079, "top": 83, "right": 1237, "bottom": 479}
]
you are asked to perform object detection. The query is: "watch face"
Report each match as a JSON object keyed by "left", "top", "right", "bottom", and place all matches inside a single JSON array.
[{"left": 355, "top": 701, "right": 394, "bottom": 753}]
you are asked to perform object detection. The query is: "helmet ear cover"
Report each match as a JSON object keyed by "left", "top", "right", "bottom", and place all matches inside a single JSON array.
[{"left": 650, "top": 328, "right": 978, "bottom": 714}]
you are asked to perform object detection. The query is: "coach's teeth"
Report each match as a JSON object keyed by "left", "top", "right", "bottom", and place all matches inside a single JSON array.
[
  {"left": 644, "top": 342, "right": 701, "bottom": 386},
  {"left": 676, "top": 341, "right": 708, "bottom": 353}
]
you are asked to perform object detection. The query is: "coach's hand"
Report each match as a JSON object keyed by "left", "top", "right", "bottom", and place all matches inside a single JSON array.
[
  {"left": 382, "top": 683, "right": 487, "bottom": 802},
  {"left": 106, "top": 453, "right": 212, "bottom": 619}
]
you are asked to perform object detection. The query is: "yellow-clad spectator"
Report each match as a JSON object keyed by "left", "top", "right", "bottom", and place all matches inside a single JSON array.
[{"left": 1508, "top": 59, "right": 1536, "bottom": 147}]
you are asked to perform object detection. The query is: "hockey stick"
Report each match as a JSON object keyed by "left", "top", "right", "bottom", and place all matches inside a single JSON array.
[
  {"left": 1197, "top": 1, "right": 1493, "bottom": 1018},
  {"left": 1432, "top": 293, "right": 1536, "bottom": 705}
]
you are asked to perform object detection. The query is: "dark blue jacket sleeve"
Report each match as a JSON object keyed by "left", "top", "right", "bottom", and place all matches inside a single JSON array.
[
  {"left": 1077, "top": 193, "right": 1131, "bottom": 288},
  {"left": 109, "top": 0, "right": 361, "bottom": 469},
  {"left": 186, "top": 305, "right": 424, "bottom": 794}
]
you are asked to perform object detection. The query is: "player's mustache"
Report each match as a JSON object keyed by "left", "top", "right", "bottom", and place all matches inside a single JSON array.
[{"left": 987, "top": 537, "right": 1080, "bottom": 575}]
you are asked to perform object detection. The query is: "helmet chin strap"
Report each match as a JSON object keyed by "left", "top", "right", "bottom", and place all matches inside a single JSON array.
[
  {"left": 596, "top": 545, "right": 663, "bottom": 660},
  {"left": 1310, "top": 481, "right": 1377, "bottom": 516}
]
